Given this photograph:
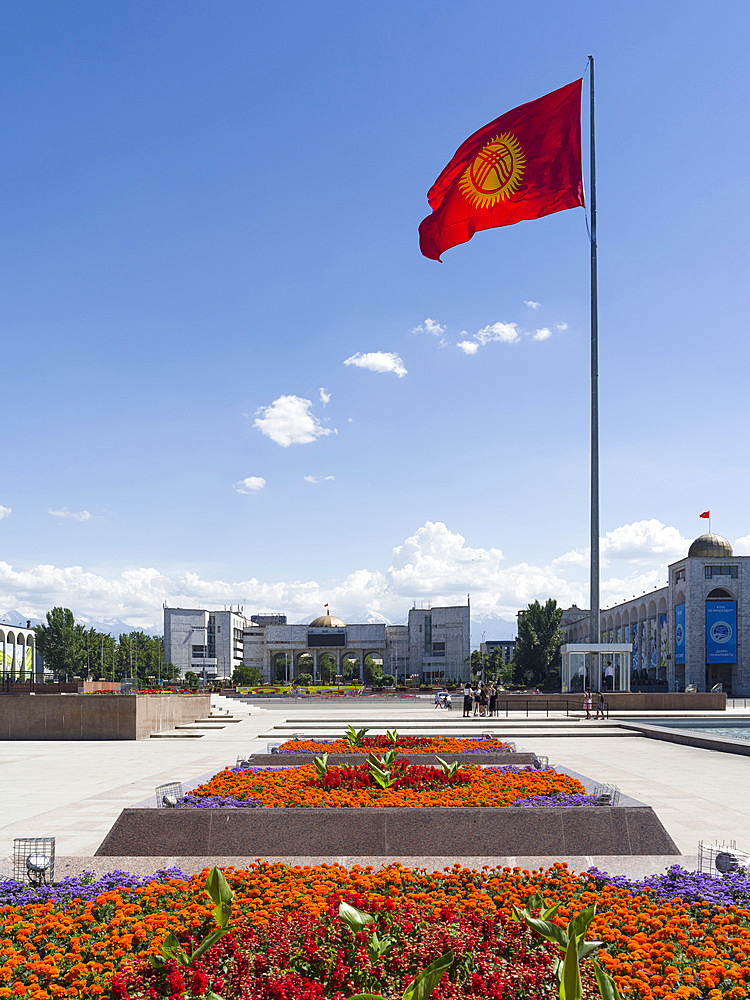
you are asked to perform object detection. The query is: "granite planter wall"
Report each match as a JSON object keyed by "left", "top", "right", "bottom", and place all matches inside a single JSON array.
[
  {"left": 96, "top": 803, "right": 678, "bottom": 857},
  {"left": 0, "top": 693, "right": 211, "bottom": 740},
  {"left": 246, "top": 752, "right": 538, "bottom": 767}
]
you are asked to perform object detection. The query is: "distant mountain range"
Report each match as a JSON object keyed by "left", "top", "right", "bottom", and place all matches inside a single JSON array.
[{"left": 0, "top": 610, "right": 161, "bottom": 637}]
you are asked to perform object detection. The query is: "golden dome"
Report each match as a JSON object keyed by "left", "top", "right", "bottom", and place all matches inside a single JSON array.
[
  {"left": 687, "top": 533, "right": 733, "bottom": 558},
  {"left": 309, "top": 614, "right": 346, "bottom": 628}
]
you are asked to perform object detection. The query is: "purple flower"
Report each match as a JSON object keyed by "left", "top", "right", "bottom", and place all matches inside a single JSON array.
[
  {"left": 176, "top": 794, "right": 261, "bottom": 809},
  {"left": 0, "top": 867, "right": 184, "bottom": 908},
  {"left": 511, "top": 792, "right": 600, "bottom": 807},
  {"left": 587, "top": 864, "right": 750, "bottom": 907}
]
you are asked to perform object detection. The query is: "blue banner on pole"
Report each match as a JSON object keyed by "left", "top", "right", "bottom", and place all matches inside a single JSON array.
[
  {"left": 706, "top": 601, "right": 737, "bottom": 663},
  {"left": 675, "top": 603, "right": 685, "bottom": 665}
]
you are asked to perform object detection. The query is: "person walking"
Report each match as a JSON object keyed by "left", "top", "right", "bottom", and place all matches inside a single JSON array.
[
  {"left": 596, "top": 689, "right": 606, "bottom": 719},
  {"left": 462, "top": 681, "right": 473, "bottom": 718},
  {"left": 583, "top": 687, "right": 593, "bottom": 720},
  {"left": 488, "top": 683, "right": 497, "bottom": 718},
  {"left": 479, "top": 684, "right": 488, "bottom": 717}
]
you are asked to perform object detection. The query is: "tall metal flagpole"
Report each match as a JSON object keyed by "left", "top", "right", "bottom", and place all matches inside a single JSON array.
[{"left": 588, "top": 55, "right": 600, "bottom": 660}]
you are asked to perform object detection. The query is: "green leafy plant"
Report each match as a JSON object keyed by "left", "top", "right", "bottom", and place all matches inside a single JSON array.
[
  {"left": 367, "top": 749, "right": 398, "bottom": 770},
  {"left": 345, "top": 725, "right": 370, "bottom": 746},
  {"left": 367, "top": 757, "right": 397, "bottom": 789},
  {"left": 386, "top": 729, "right": 399, "bottom": 745},
  {"left": 148, "top": 866, "right": 233, "bottom": 998},
  {"left": 314, "top": 752, "right": 329, "bottom": 777},
  {"left": 434, "top": 755, "right": 459, "bottom": 777},
  {"left": 511, "top": 892, "right": 622, "bottom": 1000},
  {"left": 345, "top": 949, "right": 454, "bottom": 1000}
]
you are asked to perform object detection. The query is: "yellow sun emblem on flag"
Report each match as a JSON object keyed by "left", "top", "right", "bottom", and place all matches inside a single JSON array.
[{"left": 459, "top": 132, "right": 526, "bottom": 208}]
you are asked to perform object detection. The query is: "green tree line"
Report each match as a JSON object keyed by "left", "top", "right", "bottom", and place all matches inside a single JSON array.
[{"left": 34, "top": 607, "right": 178, "bottom": 683}]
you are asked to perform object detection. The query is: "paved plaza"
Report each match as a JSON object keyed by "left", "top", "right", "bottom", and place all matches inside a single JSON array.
[{"left": 2, "top": 697, "right": 750, "bottom": 877}]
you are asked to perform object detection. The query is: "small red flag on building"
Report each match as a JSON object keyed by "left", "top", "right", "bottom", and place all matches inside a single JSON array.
[
  {"left": 419, "top": 79, "right": 584, "bottom": 261},
  {"left": 700, "top": 511, "right": 710, "bottom": 519}
]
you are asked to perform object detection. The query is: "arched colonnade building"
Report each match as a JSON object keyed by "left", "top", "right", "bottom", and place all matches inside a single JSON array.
[
  {"left": 561, "top": 533, "right": 750, "bottom": 696},
  {"left": 245, "top": 615, "right": 387, "bottom": 682},
  {"left": 163, "top": 604, "right": 471, "bottom": 683},
  {"left": 0, "top": 622, "right": 36, "bottom": 682}
]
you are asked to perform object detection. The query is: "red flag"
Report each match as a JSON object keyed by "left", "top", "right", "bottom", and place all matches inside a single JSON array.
[
  {"left": 419, "top": 80, "right": 584, "bottom": 261},
  {"left": 700, "top": 511, "right": 710, "bottom": 518}
]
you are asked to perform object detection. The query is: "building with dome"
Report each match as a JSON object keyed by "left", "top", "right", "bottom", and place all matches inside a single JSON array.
[
  {"left": 561, "top": 532, "right": 749, "bottom": 695},
  {"left": 163, "top": 602, "right": 470, "bottom": 684}
]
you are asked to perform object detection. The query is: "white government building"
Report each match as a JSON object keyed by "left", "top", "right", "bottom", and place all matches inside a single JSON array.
[
  {"left": 0, "top": 620, "right": 37, "bottom": 682},
  {"left": 561, "top": 532, "right": 750, "bottom": 696},
  {"left": 163, "top": 602, "right": 470, "bottom": 684}
]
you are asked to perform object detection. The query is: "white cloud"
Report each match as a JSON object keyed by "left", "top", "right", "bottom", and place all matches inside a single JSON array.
[
  {"left": 601, "top": 519, "right": 689, "bottom": 562},
  {"left": 459, "top": 317, "right": 566, "bottom": 354},
  {"left": 319, "top": 387, "right": 331, "bottom": 406},
  {"left": 524, "top": 300, "right": 541, "bottom": 309},
  {"left": 343, "top": 351, "right": 407, "bottom": 377},
  {"left": 254, "top": 395, "right": 333, "bottom": 447},
  {"left": 476, "top": 321, "right": 520, "bottom": 346},
  {"left": 49, "top": 508, "right": 92, "bottom": 522},
  {"left": 0, "top": 517, "right": 699, "bottom": 630},
  {"left": 233, "top": 476, "right": 266, "bottom": 494},
  {"left": 303, "top": 475, "right": 335, "bottom": 484},
  {"left": 412, "top": 318, "right": 446, "bottom": 346},
  {"left": 734, "top": 534, "right": 750, "bottom": 555},
  {"left": 0, "top": 506, "right": 11, "bottom": 520}
]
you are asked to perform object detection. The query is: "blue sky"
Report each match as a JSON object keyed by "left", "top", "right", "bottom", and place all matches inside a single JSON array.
[{"left": 2, "top": 1, "right": 749, "bottom": 635}]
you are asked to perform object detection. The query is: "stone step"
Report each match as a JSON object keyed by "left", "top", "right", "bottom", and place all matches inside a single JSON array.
[
  {"left": 149, "top": 730, "right": 204, "bottom": 739},
  {"left": 175, "top": 723, "right": 228, "bottom": 730},
  {"left": 258, "top": 728, "right": 638, "bottom": 740}
]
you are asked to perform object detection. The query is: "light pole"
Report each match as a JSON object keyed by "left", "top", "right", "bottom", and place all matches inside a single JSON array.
[{"left": 481, "top": 631, "right": 486, "bottom": 685}]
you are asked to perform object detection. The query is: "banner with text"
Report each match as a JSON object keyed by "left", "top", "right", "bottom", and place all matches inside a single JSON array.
[
  {"left": 675, "top": 604, "right": 686, "bottom": 665},
  {"left": 706, "top": 601, "right": 737, "bottom": 664}
]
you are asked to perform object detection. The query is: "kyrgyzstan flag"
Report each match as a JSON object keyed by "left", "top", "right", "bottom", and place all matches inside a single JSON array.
[
  {"left": 700, "top": 511, "right": 710, "bottom": 519},
  {"left": 419, "top": 79, "right": 584, "bottom": 261}
]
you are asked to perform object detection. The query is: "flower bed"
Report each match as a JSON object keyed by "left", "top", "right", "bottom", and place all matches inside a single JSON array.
[
  {"left": 183, "top": 761, "right": 585, "bottom": 808},
  {"left": 2, "top": 861, "right": 749, "bottom": 999},
  {"left": 277, "top": 736, "right": 513, "bottom": 754}
]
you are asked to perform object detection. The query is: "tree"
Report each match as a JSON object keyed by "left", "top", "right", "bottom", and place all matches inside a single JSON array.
[
  {"left": 513, "top": 599, "right": 564, "bottom": 687},
  {"left": 232, "top": 664, "right": 261, "bottom": 687},
  {"left": 363, "top": 655, "right": 381, "bottom": 685},
  {"left": 34, "top": 608, "right": 86, "bottom": 680},
  {"left": 487, "top": 648, "right": 513, "bottom": 686}
]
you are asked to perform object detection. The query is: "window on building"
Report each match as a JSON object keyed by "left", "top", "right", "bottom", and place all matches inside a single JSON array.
[
  {"left": 705, "top": 566, "right": 738, "bottom": 579},
  {"left": 674, "top": 568, "right": 686, "bottom": 582},
  {"left": 191, "top": 645, "right": 206, "bottom": 658},
  {"left": 431, "top": 642, "right": 445, "bottom": 657}
]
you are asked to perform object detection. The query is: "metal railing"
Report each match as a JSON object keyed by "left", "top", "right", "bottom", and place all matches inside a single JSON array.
[{"left": 487, "top": 699, "right": 609, "bottom": 719}]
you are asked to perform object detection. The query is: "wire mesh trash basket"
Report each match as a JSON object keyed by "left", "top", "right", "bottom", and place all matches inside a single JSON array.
[
  {"left": 592, "top": 783, "right": 621, "bottom": 806},
  {"left": 13, "top": 837, "right": 55, "bottom": 886},
  {"left": 698, "top": 840, "right": 750, "bottom": 876},
  {"left": 155, "top": 781, "right": 184, "bottom": 808},
  {"left": 532, "top": 755, "right": 550, "bottom": 770},
  {"left": 236, "top": 756, "right": 252, "bottom": 768}
]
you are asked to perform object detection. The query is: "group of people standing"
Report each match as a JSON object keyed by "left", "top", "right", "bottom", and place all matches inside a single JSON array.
[{"left": 462, "top": 681, "right": 499, "bottom": 718}]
